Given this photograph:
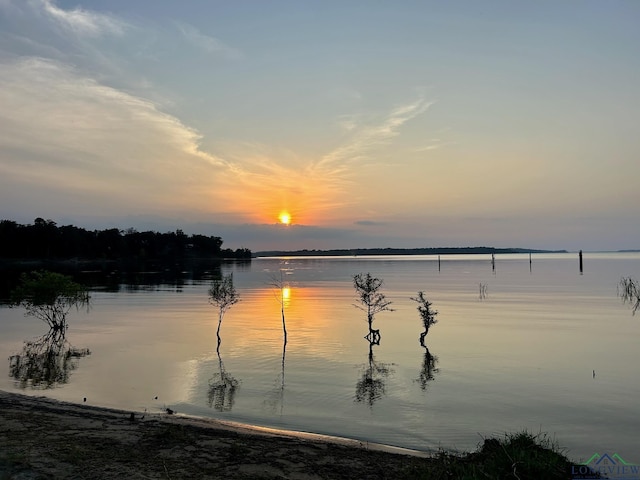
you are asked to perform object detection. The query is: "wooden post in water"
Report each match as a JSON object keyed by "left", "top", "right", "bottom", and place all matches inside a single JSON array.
[
  {"left": 529, "top": 252, "right": 532, "bottom": 273},
  {"left": 579, "top": 250, "right": 583, "bottom": 274},
  {"left": 438, "top": 255, "right": 441, "bottom": 272},
  {"left": 491, "top": 253, "right": 495, "bottom": 273}
]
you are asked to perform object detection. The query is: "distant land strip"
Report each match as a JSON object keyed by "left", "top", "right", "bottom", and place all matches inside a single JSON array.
[{"left": 255, "top": 247, "right": 568, "bottom": 257}]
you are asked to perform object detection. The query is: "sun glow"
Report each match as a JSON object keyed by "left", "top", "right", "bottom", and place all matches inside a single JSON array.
[{"left": 278, "top": 211, "right": 291, "bottom": 225}]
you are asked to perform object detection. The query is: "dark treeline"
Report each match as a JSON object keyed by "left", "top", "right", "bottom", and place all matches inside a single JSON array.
[
  {"left": 256, "top": 246, "right": 567, "bottom": 257},
  {"left": 0, "top": 218, "right": 251, "bottom": 261}
]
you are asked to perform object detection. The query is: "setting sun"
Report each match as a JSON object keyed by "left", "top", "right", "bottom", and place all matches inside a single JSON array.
[{"left": 278, "top": 211, "right": 291, "bottom": 225}]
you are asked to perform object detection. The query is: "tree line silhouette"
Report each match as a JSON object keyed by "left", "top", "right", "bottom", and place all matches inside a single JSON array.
[
  {"left": 256, "top": 246, "right": 567, "bottom": 257},
  {"left": 0, "top": 218, "right": 251, "bottom": 261}
]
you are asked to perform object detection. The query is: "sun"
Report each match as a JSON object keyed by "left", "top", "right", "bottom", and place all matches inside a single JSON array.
[{"left": 278, "top": 211, "right": 291, "bottom": 225}]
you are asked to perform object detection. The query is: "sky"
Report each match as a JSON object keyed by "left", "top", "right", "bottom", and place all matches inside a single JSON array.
[{"left": 1, "top": 1, "right": 639, "bottom": 252}]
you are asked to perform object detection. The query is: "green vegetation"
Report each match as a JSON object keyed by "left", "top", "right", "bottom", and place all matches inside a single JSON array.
[
  {"left": 10, "top": 270, "right": 90, "bottom": 331},
  {"left": 405, "top": 431, "right": 575, "bottom": 480}
]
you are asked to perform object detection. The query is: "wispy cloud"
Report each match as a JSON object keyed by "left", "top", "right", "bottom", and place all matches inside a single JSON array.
[
  {"left": 0, "top": 57, "right": 226, "bottom": 216},
  {"left": 205, "top": 97, "right": 434, "bottom": 224},
  {"left": 336, "top": 114, "right": 360, "bottom": 132},
  {"left": 39, "top": 0, "right": 126, "bottom": 37},
  {"left": 211, "top": 148, "right": 351, "bottom": 224},
  {"left": 0, "top": 0, "right": 145, "bottom": 99},
  {"left": 316, "top": 97, "right": 432, "bottom": 171},
  {"left": 176, "top": 22, "right": 241, "bottom": 59},
  {"left": 0, "top": 0, "right": 435, "bottom": 228},
  {"left": 413, "top": 143, "right": 444, "bottom": 152}
]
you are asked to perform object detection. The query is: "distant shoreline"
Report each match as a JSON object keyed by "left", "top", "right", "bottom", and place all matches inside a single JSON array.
[{"left": 255, "top": 247, "right": 568, "bottom": 257}]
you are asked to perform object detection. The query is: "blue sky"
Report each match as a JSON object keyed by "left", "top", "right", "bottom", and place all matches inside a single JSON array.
[{"left": 1, "top": 1, "right": 638, "bottom": 251}]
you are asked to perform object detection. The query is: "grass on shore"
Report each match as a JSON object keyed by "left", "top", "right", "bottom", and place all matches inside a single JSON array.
[{"left": 404, "top": 430, "right": 578, "bottom": 480}]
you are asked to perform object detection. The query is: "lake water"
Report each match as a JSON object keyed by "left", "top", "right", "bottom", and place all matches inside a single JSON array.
[{"left": 1, "top": 252, "right": 639, "bottom": 462}]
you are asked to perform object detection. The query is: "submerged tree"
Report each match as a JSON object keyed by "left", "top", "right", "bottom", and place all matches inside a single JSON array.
[
  {"left": 208, "top": 273, "right": 240, "bottom": 351},
  {"left": 263, "top": 269, "right": 290, "bottom": 414},
  {"left": 411, "top": 291, "right": 438, "bottom": 347},
  {"left": 353, "top": 273, "right": 393, "bottom": 343},
  {"left": 207, "top": 273, "right": 240, "bottom": 410},
  {"left": 618, "top": 277, "right": 640, "bottom": 315},
  {"left": 268, "top": 271, "right": 289, "bottom": 345},
  {"left": 410, "top": 291, "right": 438, "bottom": 347},
  {"left": 10, "top": 271, "right": 90, "bottom": 331}
]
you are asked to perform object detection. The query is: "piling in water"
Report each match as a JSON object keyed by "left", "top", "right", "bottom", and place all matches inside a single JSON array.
[{"left": 579, "top": 250, "right": 583, "bottom": 274}]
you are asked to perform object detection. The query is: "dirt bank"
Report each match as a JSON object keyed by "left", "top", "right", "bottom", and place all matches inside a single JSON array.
[{"left": 0, "top": 391, "right": 428, "bottom": 479}]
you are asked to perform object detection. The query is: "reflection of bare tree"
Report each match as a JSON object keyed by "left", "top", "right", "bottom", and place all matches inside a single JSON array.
[
  {"left": 619, "top": 277, "right": 640, "bottom": 315},
  {"left": 355, "top": 341, "right": 393, "bottom": 407},
  {"left": 264, "top": 340, "right": 287, "bottom": 415},
  {"left": 479, "top": 283, "right": 488, "bottom": 300},
  {"left": 8, "top": 328, "right": 90, "bottom": 389},
  {"left": 207, "top": 350, "right": 239, "bottom": 412},
  {"left": 416, "top": 347, "right": 439, "bottom": 391}
]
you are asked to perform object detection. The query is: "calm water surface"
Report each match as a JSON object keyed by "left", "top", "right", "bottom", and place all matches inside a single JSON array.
[{"left": 1, "top": 253, "right": 639, "bottom": 461}]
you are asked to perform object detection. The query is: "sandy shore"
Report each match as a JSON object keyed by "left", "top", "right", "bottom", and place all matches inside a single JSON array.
[{"left": 0, "top": 390, "right": 430, "bottom": 479}]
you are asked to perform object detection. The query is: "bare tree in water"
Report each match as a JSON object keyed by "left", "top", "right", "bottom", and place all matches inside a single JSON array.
[
  {"left": 11, "top": 271, "right": 90, "bottom": 332},
  {"left": 208, "top": 273, "right": 240, "bottom": 352},
  {"left": 268, "top": 271, "right": 289, "bottom": 345},
  {"left": 353, "top": 273, "right": 393, "bottom": 344},
  {"left": 410, "top": 291, "right": 438, "bottom": 347}
]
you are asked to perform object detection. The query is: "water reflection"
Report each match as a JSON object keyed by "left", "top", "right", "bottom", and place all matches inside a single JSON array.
[
  {"left": 355, "top": 341, "right": 393, "bottom": 406},
  {"left": 260, "top": 268, "right": 291, "bottom": 413},
  {"left": 0, "top": 260, "right": 233, "bottom": 301},
  {"left": 264, "top": 340, "right": 287, "bottom": 415},
  {"left": 207, "top": 350, "right": 239, "bottom": 412},
  {"left": 267, "top": 269, "right": 291, "bottom": 345},
  {"left": 416, "top": 346, "right": 439, "bottom": 391},
  {"left": 282, "top": 286, "right": 291, "bottom": 305},
  {"left": 8, "top": 328, "right": 90, "bottom": 389}
]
